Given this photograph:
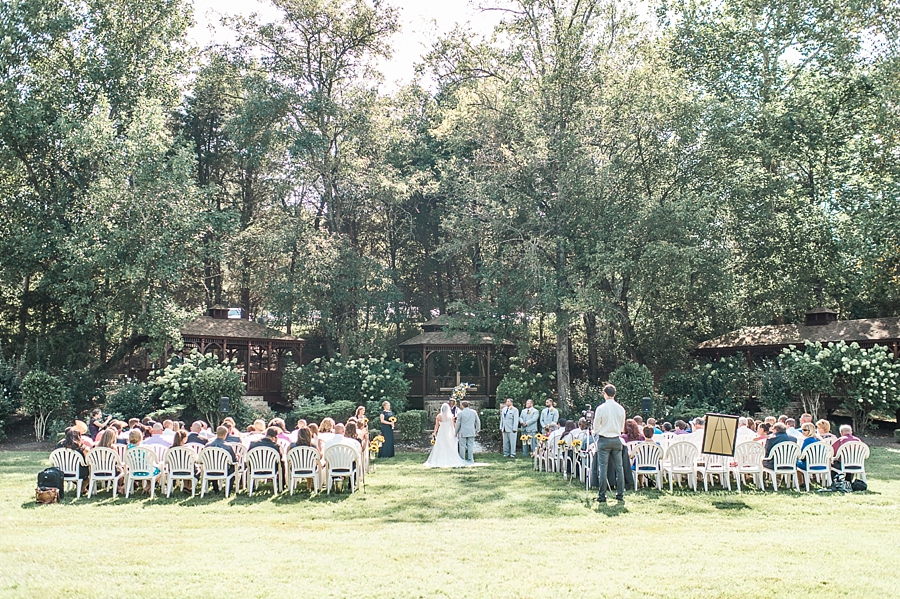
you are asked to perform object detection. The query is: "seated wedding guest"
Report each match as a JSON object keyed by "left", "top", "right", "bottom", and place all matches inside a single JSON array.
[
  {"left": 186, "top": 421, "right": 208, "bottom": 446},
  {"left": 684, "top": 418, "right": 705, "bottom": 449},
  {"left": 72, "top": 420, "right": 94, "bottom": 449},
  {"left": 674, "top": 420, "right": 689, "bottom": 434},
  {"left": 171, "top": 430, "right": 188, "bottom": 448},
  {"left": 785, "top": 418, "right": 802, "bottom": 441},
  {"left": 292, "top": 427, "right": 314, "bottom": 450},
  {"left": 754, "top": 422, "right": 772, "bottom": 442},
  {"left": 832, "top": 424, "right": 860, "bottom": 455},
  {"left": 621, "top": 419, "right": 644, "bottom": 443},
  {"left": 308, "top": 423, "right": 324, "bottom": 456},
  {"left": 96, "top": 428, "right": 118, "bottom": 449},
  {"left": 143, "top": 423, "right": 173, "bottom": 448},
  {"left": 559, "top": 420, "right": 577, "bottom": 441},
  {"left": 127, "top": 428, "right": 144, "bottom": 448},
  {"left": 318, "top": 418, "right": 336, "bottom": 444},
  {"left": 206, "top": 426, "right": 236, "bottom": 493},
  {"left": 128, "top": 418, "right": 141, "bottom": 429},
  {"left": 324, "top": 423, "right": 361, "bottom": 458},
  {"left": 763, "top": 423, "right": 795, "bottom": 469},
  {"left": 749, "top": 419, "right": 759, "bottom": 432},
  {"left": 58, "top": 428, "right": 90, "bottom": 490},
  {"left": 546, "top": 422, "right": 564, "bottom": 445},
  {"left": 795, "top": 422, "right": 820, "bottom": 475},
  {"left": 222, "top": 418, "right": 242, "bottom": 443},
  {"left": 777, "top": 414, "right": 788, "bottom": 424},
  {"left": 647, "top": 418, "right": 662, "bottom": 435},
  {"left": 345, "top": 422, "right": 362, "bottom": 448},
  {"left": 141, "top": 417, "right": 153, "bottom": 427},
  {"left": 249, "top": 427, "right": 281, "bottom": 453},
  {"left": 633, "top": 415, "right": 644, "bottom": 430},
  {"left": 642, "top": 426, "right": 658, "bottom": 444},
  {"left": 799, "top": 413, "right": 813, "bottom": 428},
  {"left": 295, "top": 419, "right": 308, "bottom": 430},
  {"left": 268, "top": 418, "right": 287, "bottom": 433},
  {"left": 662, "top": 421, "right": 673, "bottom": 433},
  {"left": 764, "top": 416, "right": 777, "bottom": 426},
  {"left": 816, "top": 419, "right": 835, "bottom": 440},
  {"left": 251, "top": 420, "right": 266, "bottom": 433},
  {"left": 736, "top": 417, "right": 756, "bottom": 443},
  {"left": 161, "top": 420, "right": 176, "bottom": 443}
]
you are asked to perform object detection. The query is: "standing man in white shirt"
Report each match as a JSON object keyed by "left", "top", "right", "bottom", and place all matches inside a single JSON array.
[
  {"left": 499, "top": 398, "right": 520, "bottom": 458},
  {"left": 592, "top": 384, "right": 626, "bottom": 503},
  {"left": 540, "top": 399, "right": 559, "bottom": 433}
]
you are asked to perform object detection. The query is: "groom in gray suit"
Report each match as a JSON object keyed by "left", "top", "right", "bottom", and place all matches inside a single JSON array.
[{"left": 455, "top": 400, "right": 481, "bottom": 461}]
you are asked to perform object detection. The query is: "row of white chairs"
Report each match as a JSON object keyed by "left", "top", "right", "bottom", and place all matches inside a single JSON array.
[
  {"left": 50, "top": 443, "right": 361, "bottom": 500},
  {"left": 533, "top": 439, "right": 869, "bottom": 493}
]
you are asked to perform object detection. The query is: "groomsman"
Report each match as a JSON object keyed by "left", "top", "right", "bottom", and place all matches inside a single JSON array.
[
  {"left": 499, "top": 398, "right": 519, "bottom": 458},
  {"left": 540, "top": 398, "right": 559, "bottom": 432},
  {"left": 519, "top": 399, "right": 539, "bottom": 456}
]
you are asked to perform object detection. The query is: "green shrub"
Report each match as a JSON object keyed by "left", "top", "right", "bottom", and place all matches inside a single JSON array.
[
  {"left": 755, "top": 362, "right": 790, "bottom": 414},
  {"left": 396, "top": 410, "right": 426, "bottom": 441},
  {"left": 609, "top": 363, "right": 655, "bottom": 416},
  {"left": 192, "top": 365, "right": 245, "bottom": 427},
  {"left": 479, "top": 410, "right": 501, "bottom": 442},
  {"left": 104, "top": 379, "right": 151, "bottom": 420},
  {"left": 290, "top": 399, "right": 357, "bottom": 425},
  {"left": 495, "top": 358, "right": 554, "bottom": 407},
  {"left": 0, "top": 353, "right": 23, "bottom": 440},
  {"left": 21, "top": 370, "right": 67, "bottom": 441}
]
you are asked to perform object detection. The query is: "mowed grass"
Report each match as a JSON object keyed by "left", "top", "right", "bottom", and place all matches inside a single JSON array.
[{"left": 2, "top": 448, "right": 900, "bottom": 599}]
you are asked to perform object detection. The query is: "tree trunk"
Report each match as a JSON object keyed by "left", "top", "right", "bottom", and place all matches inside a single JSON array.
[
  {"left": 556, "top": 312, "right": 571, "bottom": 412},
  {"left": 18, "top": 274, "right": 30, "bottom": 341},
  {"left": 584, "top": 312, "right": 598, "bottom": 384}
]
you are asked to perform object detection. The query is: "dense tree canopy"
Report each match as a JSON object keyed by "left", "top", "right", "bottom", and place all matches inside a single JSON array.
[{"left": 0, "top": 0, "right": 898, "bottom": 413}]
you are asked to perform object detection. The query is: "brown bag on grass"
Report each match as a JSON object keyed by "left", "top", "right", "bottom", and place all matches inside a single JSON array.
[{"left": 35, "top": 487, "right": 59, "bottom": 504}]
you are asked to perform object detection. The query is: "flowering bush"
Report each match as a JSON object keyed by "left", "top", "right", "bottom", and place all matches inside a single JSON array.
[
  {"left": 779, "top": 344, "right": 834, "bottom": 419},
  {"left": 282, "top": 354, "right": 410, "bottom": 412},
  {"left": 147, "top": 350, "right": 245, "bottom": 425},
  {"left": 494, "top": 358, "right": 554, "bottom": 408},
  {"left": 814, "top": 341, "right": 900, "bottom": 432}
]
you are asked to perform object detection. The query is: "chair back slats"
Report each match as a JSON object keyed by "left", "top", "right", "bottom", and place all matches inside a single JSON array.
[
  {"left": 184, "top": 443, "right": 205, "bottom": 455},
  {"left": 666, "top": 442, "right": 698, "bottom": 469},
  {"left": 734, "top": 442, "right": 764, "bottom": 470},
  {"left": 632, "top": 443, "right": 662, "bottom": 470},
  {"left": 835, "top": 441, "right": 869, "bottom": 470},
  {"left": 287, "top": 447, "right": 319, "bottom": 475},
  {"left": 50, "top": 448, "right": 86, "bottom": 478},
  {"left": 324, "top": 445, "right": 357, "bottom": 473},
  {"left": 799, "top": 442, "right": 833, "bottom": 471},
  {"left": 125, "top": 447, "right": 158, "bottom": 475},
  {"left": 198, "top": 447, "right": 234, "bottom": 475},
  {"left": 87, "top": 447, "right": 122, "bottom": 477},
  {"left": 164, "top": 447, "right": 197, "bottom": 476},
  {"left": 766, "top": 441, "right": 800, "bottom": 471},
  {"left": 246, "top": 447, "right": 281, "bottom": 475}
]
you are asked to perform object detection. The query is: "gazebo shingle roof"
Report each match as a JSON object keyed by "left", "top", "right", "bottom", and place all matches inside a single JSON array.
[
  {"left": 399, "top": 331, "right": 508, "bottom": 347},
  {"left": 180, "top": 315, "right": 302, "bottom": 342},
  {"left": 696, "top": 316, "right": 900, "bottom": 352}
]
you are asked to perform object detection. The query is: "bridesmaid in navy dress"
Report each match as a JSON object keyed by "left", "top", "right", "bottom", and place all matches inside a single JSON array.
[{"left": 378, "top": 401, "right": 395, "bottom": 458}]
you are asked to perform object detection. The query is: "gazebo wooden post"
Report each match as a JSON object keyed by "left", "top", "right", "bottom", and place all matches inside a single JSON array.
[
  {"left": 486, "top": 347, "right": 491, "bottom": 401},
  {"left": 422, "top": 347, "right": 427, "bottom": 397}
]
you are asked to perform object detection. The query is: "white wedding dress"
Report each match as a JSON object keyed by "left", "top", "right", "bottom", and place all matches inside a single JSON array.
[{"left": 424, "top": 403, "right": 471, "bottom": 468}]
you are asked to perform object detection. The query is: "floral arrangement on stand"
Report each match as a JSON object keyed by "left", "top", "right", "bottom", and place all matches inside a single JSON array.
[
  {"left": 370, "top": 434, "right": 385, "bottom": 460},
  {"left": 519, "top": 434, "right": 532, "bottom": 443},
  {"left": 451, "top": 382, "right": 472, "bottom": 403}
]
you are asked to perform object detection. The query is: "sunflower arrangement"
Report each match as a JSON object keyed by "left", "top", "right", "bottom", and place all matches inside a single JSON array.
[
  {"left": 535, "top": 434, "right": 548, "bottom": 443},
  {"left": 520, "top": 434, "right": 532, "bottom": 442},
  {"left": 450, "top": 382, "right": 471, "bottom": 403},
  {"left": 557, "top": 439, "right": 566, "bottom": 446},
  {"left": 571, "top": 439, "right": 583, "bottom": 449}
]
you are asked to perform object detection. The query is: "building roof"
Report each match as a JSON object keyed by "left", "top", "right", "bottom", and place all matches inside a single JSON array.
[
  {"left": 696, "top": 316, "right": 900, "bottom": 352},
  {"left": 180, "top": 315, "right": 303, "bottom": 343},
  {"left": 399, "top": 330, "right": 512, "bottom": 348}
]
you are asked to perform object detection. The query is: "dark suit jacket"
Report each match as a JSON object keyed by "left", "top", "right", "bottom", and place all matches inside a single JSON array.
[
  {"left": 249, "top": 438, "right": 280, "bottom": 453},
  {"left": 206, "top": 438, "right": 236, "bottom": 461},
  {"left": 186, "top": 433, "right": 208, "bottom": 446}
]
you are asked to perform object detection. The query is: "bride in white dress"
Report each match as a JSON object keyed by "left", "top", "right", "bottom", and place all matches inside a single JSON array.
[{"left": 424, "top": 403, "right": 470, "bottom": 468}]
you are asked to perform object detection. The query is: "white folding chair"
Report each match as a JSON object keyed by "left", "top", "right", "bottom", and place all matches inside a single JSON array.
[
  {"left": 164, "top": 446, "right": 198, "bottom": 498},
  {"left": 631, "top": 442, "right": 663, "bottom": 491},
  {"left": 532, "top": 439, "right": 545, "bottom": 471},
  {"left": 664, "top": 442, "right": 699, "bottom": 491},
  {"left": 285, "top": 446, "right": 322, "bottom": 494},
  {"left": 699, "top": 453, "right": 731, "bottom": 491},
  {"left": 86, "top": 447, "right": 123, "bottom": 498},
  {"left": 50, "top": 448, "right": 87, "bottom": 498},
  {"left": 323, "top": 445, "right": 359, "bottom": 494},
  {"left": 798, "top": 441, "right": 833, "bottom": 491},
  {"left": 184, "top": 442, "right": 205, "bottom": 455},
  {"left": 245, "top": 446, "right": 283, "bottom": 496},
  {"left": 731, "top": 441, "right": 764, "bottom": 492},
  {"left": 831, "top": 441, "right": 869, "bottom": 483},
  {"left": 198, "top": 446, "right": 238, "bottom": 498},
  {"left": 762, "top": 442, "right": 800, "bottom": 491},
  {"left": 144, "top": 443, "right": 167, "bottom": 463},
  {"left": 124, "top": 446, "right": 163, "bottom": 499}
]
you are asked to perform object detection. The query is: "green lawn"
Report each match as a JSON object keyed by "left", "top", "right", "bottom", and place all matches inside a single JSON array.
[{"left": 2, "top": 448, "right": 900, "bottom": 598}]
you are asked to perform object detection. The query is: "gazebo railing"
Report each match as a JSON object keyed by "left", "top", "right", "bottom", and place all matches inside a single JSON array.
[{"left": 427, "top": 376, "right": 486, "bottom": 396}]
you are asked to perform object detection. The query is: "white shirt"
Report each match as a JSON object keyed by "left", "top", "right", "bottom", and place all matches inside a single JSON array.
[
  {"left": 593, "top": 399, "right": 626, "bottom": 438},
  {"left": 736, "top": 426, "right": 756, "bottom": 444},
  {"left": 161, "top": 429, "right": 176, "bottom": 443}
]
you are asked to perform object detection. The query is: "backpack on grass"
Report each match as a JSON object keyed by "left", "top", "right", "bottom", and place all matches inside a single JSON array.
[{"left": 36, "top": 467, "right": 65, "bottom": 502}]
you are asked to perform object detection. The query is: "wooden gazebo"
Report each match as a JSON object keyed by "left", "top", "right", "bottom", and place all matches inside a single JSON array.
[
  {"left": 173, "top": 306, "right": 304, "bottom": 403},
  {"left": 696, "top": 308, "right": 900, "bottom": 360},
  {"left": 399, "top": 316, "right": 513, "bottom": 420}
]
